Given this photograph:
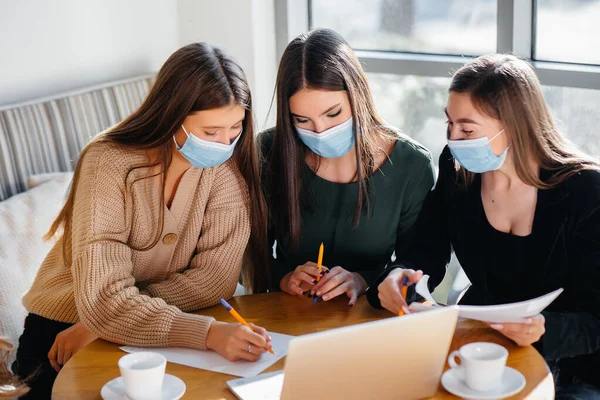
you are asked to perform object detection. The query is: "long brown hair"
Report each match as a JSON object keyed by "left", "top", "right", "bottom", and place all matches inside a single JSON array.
[
  {"left": 0, "top": 338, "right": 29, "bottom": 398},
  {"left": 265, "top": 28, "right": 395, "bottom": 251},
  {"left": 46, "top": 43, "right": 270, "bottom": 292},
  {"left": 450, "top": 54, "right": 599, "bottom": 187}
]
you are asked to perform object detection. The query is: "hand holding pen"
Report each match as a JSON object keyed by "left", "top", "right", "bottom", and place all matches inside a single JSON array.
[
  {"left": 377, "top": 267, "right": 424, "bottom": 316},
  {"left": 204, "top": 298, "right": 274, "bottom": 362}
]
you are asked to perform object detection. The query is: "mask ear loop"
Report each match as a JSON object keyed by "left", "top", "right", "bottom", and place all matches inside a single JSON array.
[
  {"left": 173, "top": 124, "right": 191, "bottom": 149},
  {"left": 490, "top": 128, "right": 510, "bottom": 153},
  {"left": 489, "top": 128, "right": 505, "bottom": 142},
  {"left": 180, "top": 124, "right": 192, "bottom": 138}
]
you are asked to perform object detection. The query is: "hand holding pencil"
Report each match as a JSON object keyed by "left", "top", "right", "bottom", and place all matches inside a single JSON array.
[
  {"left": 280, "top": 243, "right": 328, "bottom": 297},
  {"left": 220, "top": 298, "right": 274, "bottom": 354},
  {"left": 377, "top": 267, "right": 424, "bottom": 316},
  {"left": 205, "top": 299, "right": 274, "bottom": 362}
]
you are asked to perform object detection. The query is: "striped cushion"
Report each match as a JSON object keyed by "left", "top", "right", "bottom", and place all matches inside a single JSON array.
[{"left": 0, "top": 76, "right": 153, "bottom": 201}]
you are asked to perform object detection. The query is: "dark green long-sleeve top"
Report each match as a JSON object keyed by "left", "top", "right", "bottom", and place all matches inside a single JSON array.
[{"left": 259, "top": 128, "right": 435, "bottom": 291}]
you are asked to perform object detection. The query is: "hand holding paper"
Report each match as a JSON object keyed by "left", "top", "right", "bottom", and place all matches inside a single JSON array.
[{"left": 488, "top": 313, "right": 547, "bottom": 347}]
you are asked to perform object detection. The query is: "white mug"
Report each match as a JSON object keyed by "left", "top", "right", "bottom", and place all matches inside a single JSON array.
[
  {"left": 118, "top": 352, "right": 166, "bottom": 400},
  {"left": 448, "top": 342, "right": 508, "bottom": 392}
]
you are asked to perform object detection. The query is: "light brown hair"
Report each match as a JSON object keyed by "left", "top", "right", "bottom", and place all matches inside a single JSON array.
[
  {"left": 45, "top": 43, "right": 270, "bottom": 292},
  {"left": 0, "top": 338, "right": 29, "bottom": 398},
  {"left": 265, "top": 28, "right": 397, "bottom": 251},
  {"left": 450, "top": 53, "right": 599, "bottom": 187}
]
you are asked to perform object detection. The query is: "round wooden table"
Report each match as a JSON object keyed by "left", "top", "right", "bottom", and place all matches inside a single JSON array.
[{"left": 53, "top": 293, "right": 554, "bottom": 399}]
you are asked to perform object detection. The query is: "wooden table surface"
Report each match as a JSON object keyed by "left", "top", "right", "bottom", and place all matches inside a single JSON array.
[{"left": 52, "top": 293, "right": 554, "bottom": 399}]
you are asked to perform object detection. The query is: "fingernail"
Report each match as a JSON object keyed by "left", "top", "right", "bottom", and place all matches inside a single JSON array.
[
  {"left": 402, "top": 306, "right": 410, "bottom": 314},
  {"left": 313, "top": 279, "right": 317, "bottom": 284},
  {"left": 491, "top": 324, "right": 504, "bottom": 330},
  {"left": 317, "top": 297, "right": 323, "bottom": 303},
  {"left": 316, "top": 291, "right": 321, "bottom": 296},
  {"left": 322, "top": 295, "right": 328, "bottom": 301},
  {"left": 310, "top": 291, "right": 315, "bottom": 296}
]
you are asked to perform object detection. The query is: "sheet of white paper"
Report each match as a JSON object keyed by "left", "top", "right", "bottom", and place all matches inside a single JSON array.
[
  {"left": 456, "top": 288, "right": 564, "bottom": 323},
  {"left": 410, "top": 275, "right": 563, "bottom": 323},
  {"left": 415, "top": 275, "right": 438, "bottom": 305},
  {"left": 120, "top": 332, "right": 293, "bottom": 378},
  {"left": 227, "top": 370, "right": 284, "bottom": 400}
]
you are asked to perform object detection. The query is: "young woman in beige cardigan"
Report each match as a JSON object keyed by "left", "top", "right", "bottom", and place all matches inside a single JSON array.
[{"left": 13, "top": 43, "right": 272, "bottom": 399}]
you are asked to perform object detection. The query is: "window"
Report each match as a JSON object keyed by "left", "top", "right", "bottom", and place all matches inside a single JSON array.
[
  {"left": 535, "top": 0, "right": 600, "bottom": 65},
  {"left": 311, "top": 0, "right": 497, "bottom": 55},
  {"left": 367, "top": 73, "right": 450, "bottom": 161},
  {"left": 368, "top": 74, "right": 600, "bottom": 162},
  {"left": 542, "top": 85, "right": 600, "bottom": 157},
  {"left": 276, "top": 0, "right": 600, "bottom": 161}
]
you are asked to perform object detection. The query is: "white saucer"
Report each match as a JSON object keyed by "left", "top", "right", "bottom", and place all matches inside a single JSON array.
[
  {"left": 101, "top": 374, "right": 186, "bottom": 400},
  {"left": 441, "top": 367, "right": 526, "bottom": 400}
]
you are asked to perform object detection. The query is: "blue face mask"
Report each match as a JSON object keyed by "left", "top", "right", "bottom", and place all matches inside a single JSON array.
[
  {"left": 295, "top": 116, "right": 355, "bottom": 158},
  {"left": 447, "top": 129, "right": 508, "bottom": 173},
  {"left": 174, "top": 124, "right": 240, "bottom": 168}
]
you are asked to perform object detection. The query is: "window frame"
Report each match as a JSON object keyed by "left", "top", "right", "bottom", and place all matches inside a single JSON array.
[{"left": 275, "top": 0, "right": 600, "bottom": 90}]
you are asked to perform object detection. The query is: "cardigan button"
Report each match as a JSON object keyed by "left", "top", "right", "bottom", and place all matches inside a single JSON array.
[{"left": 162, "top": 233, "right": 178, "bottom": 245}]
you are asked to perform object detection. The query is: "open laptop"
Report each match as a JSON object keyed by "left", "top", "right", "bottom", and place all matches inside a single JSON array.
[{"left": 227, "top": 306, "right": 459, "bottom": 400}]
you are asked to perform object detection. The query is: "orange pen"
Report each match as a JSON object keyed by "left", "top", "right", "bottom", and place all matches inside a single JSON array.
[
  {"left": 313, "top": 243, "right": 325, "bottom": 304},
  {"left": 398, "top": 276, "right": 409, "bottom": 316},
  {"left": 220, "top": 298, "right": 274, "bottom": 355},
  {"left": 315, "top": 243, "right": 324, "bottom": 282}
]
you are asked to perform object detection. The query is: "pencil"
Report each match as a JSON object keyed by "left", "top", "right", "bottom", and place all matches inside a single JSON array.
[
  {"left": 398, "top": 276, "right": 409, "bottom": 316},
  {"left": 219, "top": 298, "right": 275, "bottom": 355},
  {"left": 315, "top": 243, "right": 324, "bottom": 282},
  {"left": 314, "top": 243, "right": 324, "bottom": 304}
]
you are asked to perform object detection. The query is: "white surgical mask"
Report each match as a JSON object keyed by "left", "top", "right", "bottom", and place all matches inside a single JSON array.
[
  {"left": 447, "top": 129, "right": 508, "bottom": 173},
  {"left": 174, "top": 124, "right": 240, "bottom": 168},
  {"left": 295, "top": 117, "right": 356, "bottom": 158}
]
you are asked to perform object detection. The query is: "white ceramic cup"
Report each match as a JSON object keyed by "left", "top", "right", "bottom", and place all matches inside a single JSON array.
[
  {"left": 447, "top": 342, "right": 508, "bottom": 392},
  {"left": 118, "top": 352, "right": 166, "bottom": 400}
]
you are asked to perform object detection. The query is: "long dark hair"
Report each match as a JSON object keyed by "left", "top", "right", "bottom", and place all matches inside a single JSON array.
[
  {"left": 46, "top": 43, "right": 270, "bottom": 293},
  {"left": 265, "top": 28, "right": 395, "bottom": 251},
  {"left": 450, "top": 54, "right": 599, "bottom": 188}
]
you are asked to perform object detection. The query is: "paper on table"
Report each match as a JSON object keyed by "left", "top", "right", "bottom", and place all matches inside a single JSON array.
[
  {"left": 227, "top": 370, "right": 284, "bottom": 400},
  {"left": 120, "top": 332, "right": 294, "bottom": 378},
  {"left": 410, "top": 275, "right": 564, "bottom": 323}
]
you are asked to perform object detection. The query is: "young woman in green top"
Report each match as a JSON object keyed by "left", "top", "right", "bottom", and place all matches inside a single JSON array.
[{"left": 260, "top": 28, "right": 435, "bottom": 305}]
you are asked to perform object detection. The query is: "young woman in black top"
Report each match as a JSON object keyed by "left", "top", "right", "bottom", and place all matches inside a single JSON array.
[{"left": 368, "top": 54, "right": 600, "bottom": 398}]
